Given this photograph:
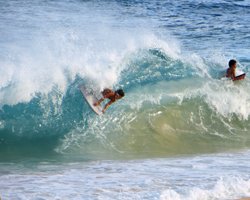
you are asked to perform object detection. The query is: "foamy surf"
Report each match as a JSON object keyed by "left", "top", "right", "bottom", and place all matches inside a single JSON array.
[
  {"left": 1, "top": 0, "right": 250, "bottom": 199},
  {"left": 1, "top": 151, "right": 250, "bottom": 200}
]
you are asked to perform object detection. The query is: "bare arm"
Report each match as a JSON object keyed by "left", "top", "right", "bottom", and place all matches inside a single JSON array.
[
  {"left": 94, "top": 98, "right": 104, "bottom": 106},
  {"left": 232, "top": 74, "right": 246, "bottom": 81},
  {"left": 102, "top": 100, "right": 114, "bottom": 113},
  {"left": 94, "top": 90, "right": 115, "bottom": 106}
]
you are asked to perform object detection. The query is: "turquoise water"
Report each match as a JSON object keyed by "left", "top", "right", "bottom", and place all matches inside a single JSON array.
[{"left": 1, "top": 0, "right": 250, "bottom": 199}]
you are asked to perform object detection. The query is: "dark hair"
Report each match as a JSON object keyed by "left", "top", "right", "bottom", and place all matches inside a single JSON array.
[
  {"left": 228, "top": 59, "right": 237, "bottom": 68},
  {"left": 116, "top": 89, "right": 125, "bottom": 97}
]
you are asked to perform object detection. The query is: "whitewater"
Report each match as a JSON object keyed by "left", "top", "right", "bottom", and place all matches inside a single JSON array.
[{"left": 1, "top": 0, "right": 250, "bottom": 199}]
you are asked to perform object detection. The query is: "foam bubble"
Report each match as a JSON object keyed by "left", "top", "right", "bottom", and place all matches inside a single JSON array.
[
  {"left": 200, "top": 80, "right": 250, "bottom": 120},
  {"left": 160, "top": 177, "right": 250, "bottom": 200}
]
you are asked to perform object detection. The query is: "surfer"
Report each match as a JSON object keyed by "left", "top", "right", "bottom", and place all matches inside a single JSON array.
[
  {"left": 226, "top": 59, "right": 245, "bottom": 81},
  {"left": 94, "top": 88, "right": 125, "bottom": 113}
]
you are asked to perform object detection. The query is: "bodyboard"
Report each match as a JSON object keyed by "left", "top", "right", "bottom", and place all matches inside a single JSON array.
[
  {"left": 235, "top": 69, "right": 246, "bottom": 80},
  {"left": 79, "top": 85, "right": 103, "bottom": 115}
]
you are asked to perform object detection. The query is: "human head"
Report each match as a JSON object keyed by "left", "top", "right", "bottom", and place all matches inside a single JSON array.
[
  {"left": 115, "top": 89, "right": 125, "bottom": 98},
  {"left": 228, "top": 59, "right": 237, "bottom": 68}
]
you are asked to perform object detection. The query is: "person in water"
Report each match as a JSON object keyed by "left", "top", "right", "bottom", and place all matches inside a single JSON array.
[
  {"left": 94, "top": 88, "right": 125, "bottom": 113},
  {"left": 226, "top": 59, "right": 245, "bottom": 81}
]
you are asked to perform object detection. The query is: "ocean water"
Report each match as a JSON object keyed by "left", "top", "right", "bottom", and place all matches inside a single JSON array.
[{"left": 1, "top": 0, "right": 250, "bottom": 199}]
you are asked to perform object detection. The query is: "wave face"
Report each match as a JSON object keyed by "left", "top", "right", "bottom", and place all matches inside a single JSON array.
[{"left": 1, "top": 0, "right": 250, "bottom": 160}]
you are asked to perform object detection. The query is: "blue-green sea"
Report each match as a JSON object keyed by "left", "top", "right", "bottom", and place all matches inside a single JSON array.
[{"left": 1, "top": 0, "right": 250, "bottom": 199}]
